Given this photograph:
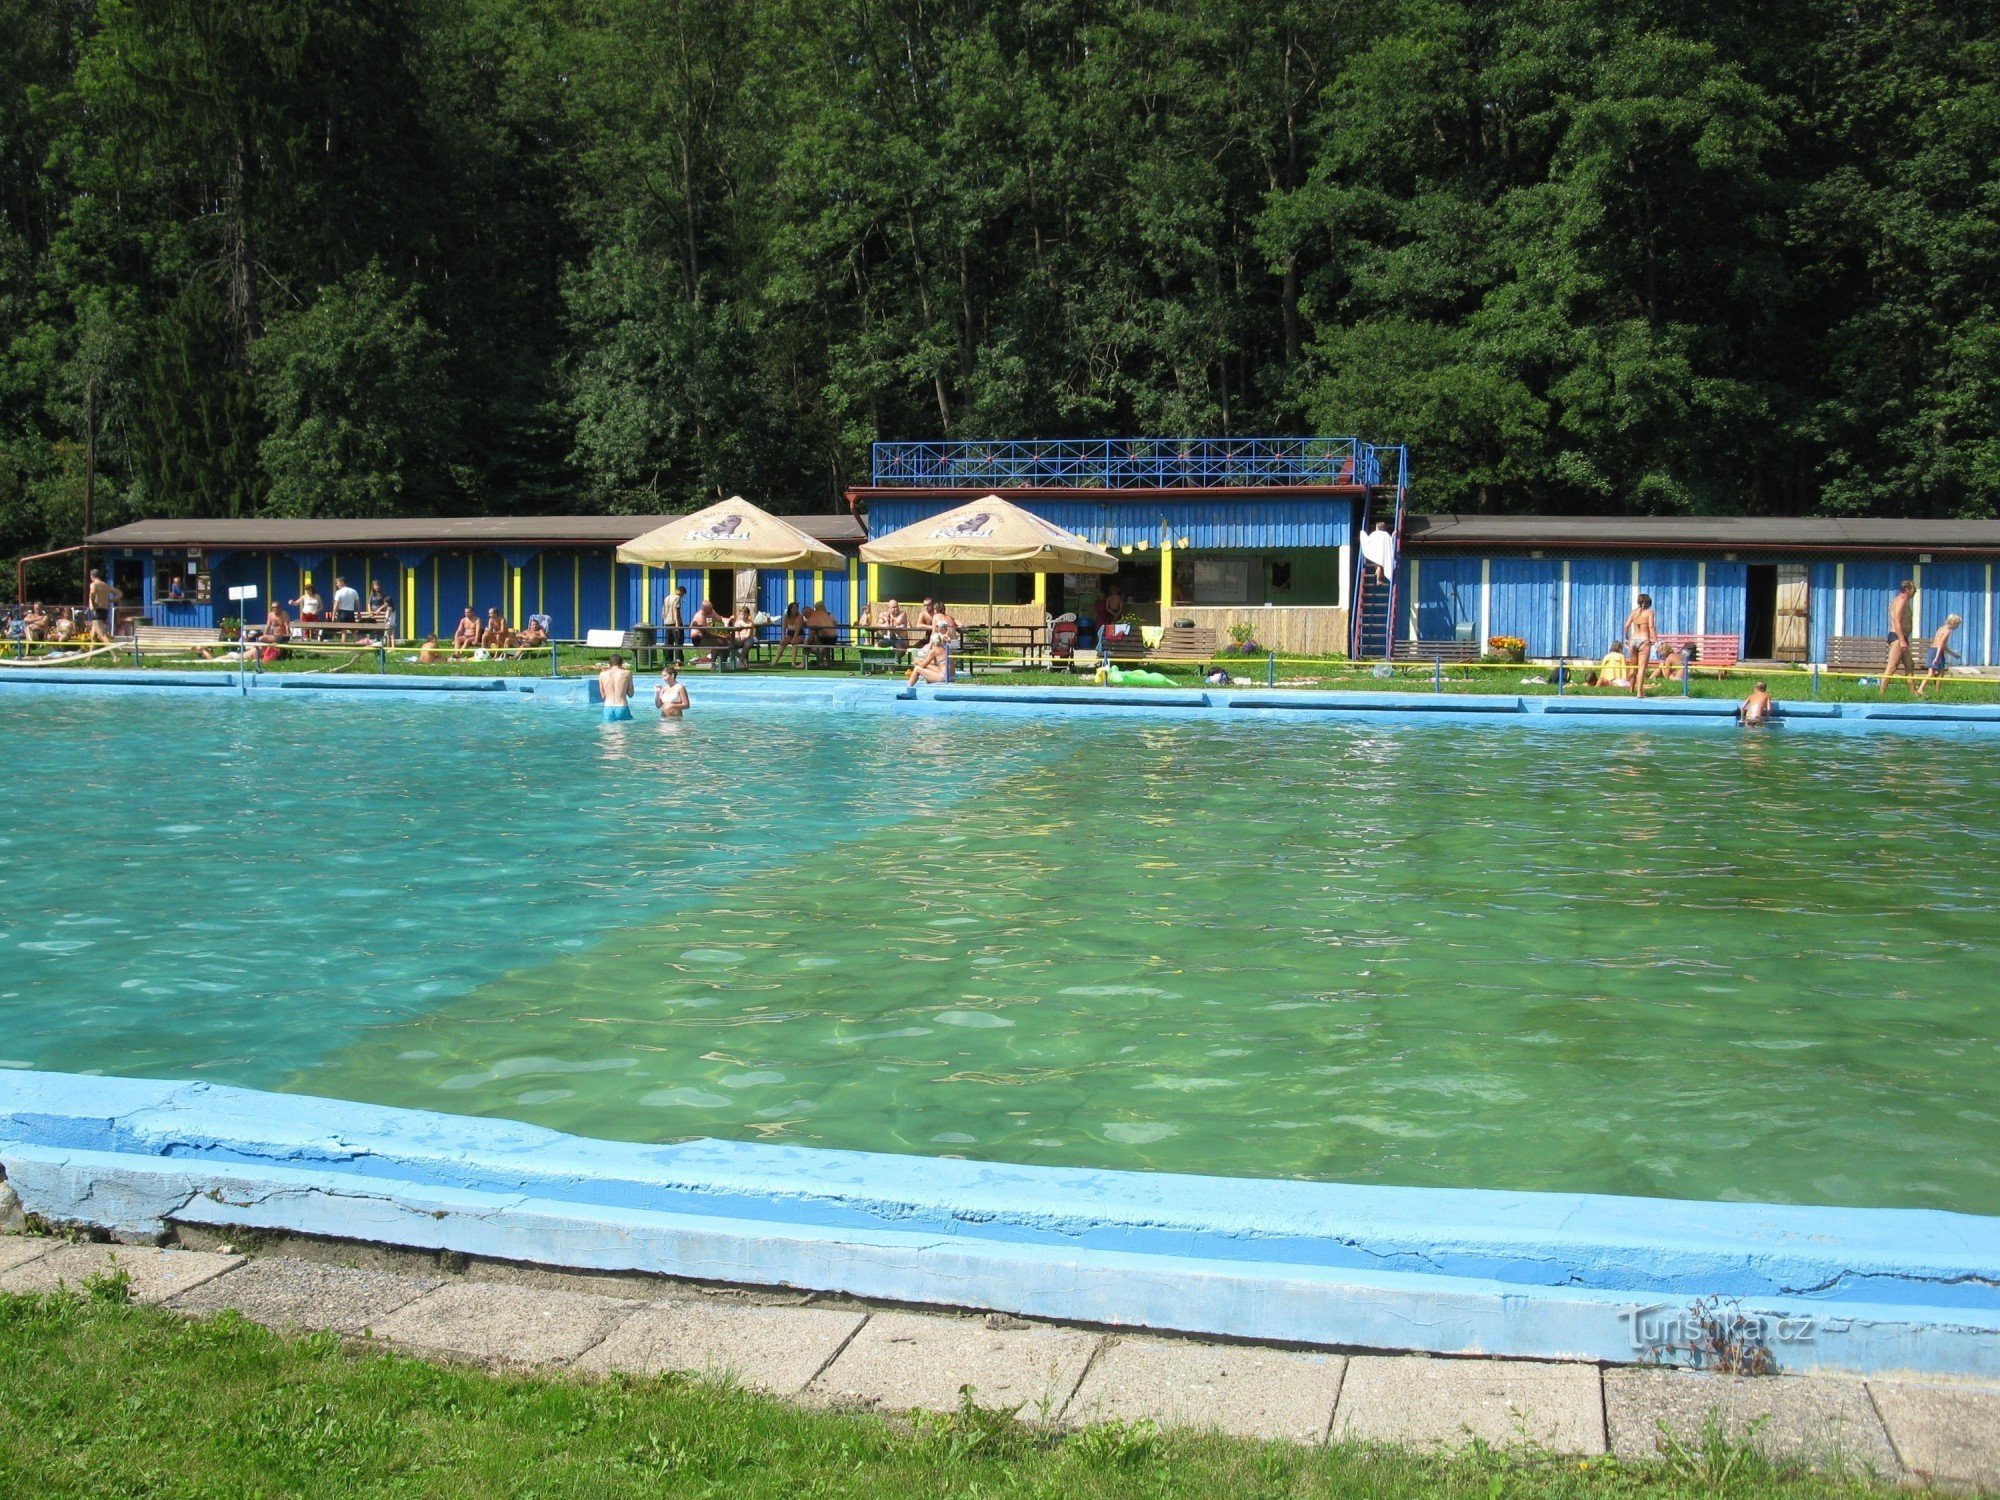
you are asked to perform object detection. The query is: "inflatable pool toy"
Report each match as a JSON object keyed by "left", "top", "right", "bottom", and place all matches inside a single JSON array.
[{"left": 1096, "top": 663, "right": 1178, "bottom": 689}]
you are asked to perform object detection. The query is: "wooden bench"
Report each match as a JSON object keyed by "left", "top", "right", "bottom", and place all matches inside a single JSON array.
[
  {"left": 1151, "top": 625, "right": 1218, "bottom": 659},
  {"left": 134, "top": 625, "right": 223, "bottom": 654},
  {"left": 1101, "top": 626, "right": 1217, "bottom": 663},
  {"left": 1394, "top": 638, "right": 1481, "bottom": 662},
  {"left": 1828, "top": 635, "right": 1891, "bottom": 673},
  {"left": 1657, "top": 633, "right": 1742, "bottom": 667}
]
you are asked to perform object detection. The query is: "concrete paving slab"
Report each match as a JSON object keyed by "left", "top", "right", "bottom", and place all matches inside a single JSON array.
[
  {"left": 575, "top": 1301, "right": 866, "bottom": 1394},
  {"left": 1604, "top": 1368, "right": 1899, "bottom": 1475},
  {"left": 809, "top": 1310, "right": 1098, "bottom": 1417},
  {"left": 363, "top": 1280, "right": 637, "bottom": 1367},
  {"left": 1869, "top": 1379, "right": 2000, "bottom": 1488},
  {"left": 1065, "top": 1335, "right": 1344, "bottom": 1443},
  {"left": 0, "top": 1237, "right": 51, "bottom": 1274},
  {"left": 0, "top": 1242, "right": 241, "bottom": 1303},
  {"left": 1334, "top": 1355, "right": 1606, "bottom": 1455},
  {"left": 458, "top": 1257, "right": 724, "bottom": 1304},
  {"left": 169, "top": 1256, "right": 441, "bottom": 1334}
]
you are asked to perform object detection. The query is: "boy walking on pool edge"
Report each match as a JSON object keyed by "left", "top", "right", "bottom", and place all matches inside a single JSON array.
[
  {"left": 597, "top": 654, "right": 634, "bottom": 721},
  {"left": 1916, "top": 614, "right": 1964, "bottom": 696}
]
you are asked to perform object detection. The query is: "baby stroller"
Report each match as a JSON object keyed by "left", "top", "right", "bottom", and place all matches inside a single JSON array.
[{"left": 1048, "top": 616, "right": 1079, "bottom": 672}]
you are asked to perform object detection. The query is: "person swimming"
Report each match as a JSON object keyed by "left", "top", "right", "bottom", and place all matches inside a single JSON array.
[
  {"left": 598, "top": 654, "right": 635, "bottom": 721},
  {"left": 654, "top": 664, "right": 690, "bottom": 718}
]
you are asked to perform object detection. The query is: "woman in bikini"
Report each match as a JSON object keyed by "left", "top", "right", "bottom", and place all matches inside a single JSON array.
[
  {"left": 776, "top": 601, "right": 808, "bottom": 665},
  {"left": 1624, "top": 593, "right": 1658, "bottom": 699}
]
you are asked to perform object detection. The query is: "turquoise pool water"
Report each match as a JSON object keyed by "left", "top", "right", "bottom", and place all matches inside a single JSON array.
[{"left": 4, "top": 691, "right": 1998, "bottom": 1214}]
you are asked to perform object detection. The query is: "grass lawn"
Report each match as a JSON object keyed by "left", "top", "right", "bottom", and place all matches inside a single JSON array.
[
  {"left": 10, "top": 638, "right": 1996, "bottom": 705},
  {"left": 0, "top": 1288, "right": 1898, "bottom": 1499}
]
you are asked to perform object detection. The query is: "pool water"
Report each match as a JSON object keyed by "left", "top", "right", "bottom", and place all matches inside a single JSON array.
[{"left": 5, "top": 692, "right": 1998, "bottom": 1215}]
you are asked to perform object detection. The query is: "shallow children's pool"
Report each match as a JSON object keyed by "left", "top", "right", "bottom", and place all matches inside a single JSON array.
[{"left": 5, "top": 691, "right": 1997, "bottom": 1214}]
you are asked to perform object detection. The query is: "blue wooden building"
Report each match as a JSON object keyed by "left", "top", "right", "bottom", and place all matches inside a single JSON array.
[
  {"left": 1405, "top": 515, "right": 2000, "bottom": 666},
  {"left": 851, "top": 437, "right": 1403, "bottom": 655},
  {"left": 82, "top": 514, "right": 866, "bottom": 641}
]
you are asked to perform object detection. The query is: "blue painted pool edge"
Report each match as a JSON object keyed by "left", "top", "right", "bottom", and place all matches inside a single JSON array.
[
  {"left": 3, "top": 1072, "right": 1996, "bottom": 1378},
  {"left": 9, "top": 667, "right": 2000, "bottom": 732}
]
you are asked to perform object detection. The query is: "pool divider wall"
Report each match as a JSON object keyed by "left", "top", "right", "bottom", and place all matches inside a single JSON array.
[
  {"left": 10, "top": 668, "right": 2000, "bottom": 732},
  {"left": 3, "top": 1071, "right": 1998, "bottom": 1379}
]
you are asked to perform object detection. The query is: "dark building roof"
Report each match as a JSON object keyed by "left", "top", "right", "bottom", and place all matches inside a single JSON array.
[
  {"left": 1406, "top": 514, "right": 2000, "bottom": 554},
  {"left": 86, "top": 514, "right": 867, "bottom": 550}
]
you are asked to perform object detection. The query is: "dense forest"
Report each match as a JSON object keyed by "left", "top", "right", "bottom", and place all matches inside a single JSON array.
[{"left": 1, "top": 0, "right": 1996, "bottom": 573}]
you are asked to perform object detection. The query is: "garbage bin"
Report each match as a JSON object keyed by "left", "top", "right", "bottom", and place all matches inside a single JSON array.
[{"left": 630, "top": 622, "right": 657, "bottom": 670}]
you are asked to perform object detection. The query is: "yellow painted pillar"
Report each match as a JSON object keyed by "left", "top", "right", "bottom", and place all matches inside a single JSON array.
[
  {"left": 867, "top": 562, "right": 881, "bottom": 605},
  {"left": 511, "top": 564, "right": 523, "bottom": 628},
  {"left": 536, "top": 556, "right": 545, "bottom": 616},
  {"left": 264, "top": 557, "right": 272, "bottom": 611},
  {"left": 1032, "top": 572, "right": 1046, "bottom": 611},
  {"left": 848, "top": 557, "right": 859, "bottom": 616},
  {"left": 431, "top": 557, "right": 440, "bottom": 636},
  {"left": 1159, "top": 538, "right": 1175, "bottom": 617},
  {"left": 812, "top": 570, "right": 825, "bottom": 606},
  {"left": 363, "top": 558, "right": 372, "bottom": 602},
  {"left": 640, "top": 564, "right": 652, "bottom": 624}
]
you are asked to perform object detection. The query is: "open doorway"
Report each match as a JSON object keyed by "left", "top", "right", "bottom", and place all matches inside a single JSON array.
[
  {"left": 1743, "top": 564, "right": 1809, "bottom": 661},
  {"left": 1744, "top": 566, "right": 1776, "bottom": 657}
]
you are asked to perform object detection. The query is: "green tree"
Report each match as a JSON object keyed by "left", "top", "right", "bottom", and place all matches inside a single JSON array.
[{"left": 254, "top": 265, "right": 459, "bottom": 518}]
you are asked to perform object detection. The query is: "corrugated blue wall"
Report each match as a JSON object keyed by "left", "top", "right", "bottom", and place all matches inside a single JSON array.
[
  {"left": 1841, "top": 562, "right": 1905, "bottom": 645},
  {"left": 1567, "top": 559, "right": 1629, "bottom": 658},
  {"left": 1636, "top": 560, "right": 1700, "bottom": 637},
  {"left": 866, "top": 497, "right": 1352, "bottom": 550},
  {"left": 1808, "top": 562, "right": 1837, "bottom": 664},
  {"left": 1411, "top": 557, "right": 1481, "bottom": 640},
  {"left": 1703, "top": 562, "right": 1746, "bottom": 644},
  {"left": 1488, "top": 559, "right": 1563, "bottom": 655}
]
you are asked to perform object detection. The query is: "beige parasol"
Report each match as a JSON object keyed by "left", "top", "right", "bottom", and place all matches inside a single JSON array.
[
  {"left": 860, "top": 494, "right": 1116, "bottom": 576},
  {"left": 861, "top": 493, "right": 1117, "bottom": 636},
  {"left": 616, "top": 496, "right": 846, "bottom": 571}
]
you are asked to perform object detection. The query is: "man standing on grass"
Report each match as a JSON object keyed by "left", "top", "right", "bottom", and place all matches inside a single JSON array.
[
  {"left": 1882, "top": 579, "right": 1917, "bottom": 693},
  {"left": 87, "top": 568, "right": 120, "bottom": 637}
]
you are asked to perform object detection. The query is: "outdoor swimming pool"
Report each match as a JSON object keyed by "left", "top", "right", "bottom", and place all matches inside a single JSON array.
[{"left": 5, "top": 690, "right": 1998, "bottom": 1216}]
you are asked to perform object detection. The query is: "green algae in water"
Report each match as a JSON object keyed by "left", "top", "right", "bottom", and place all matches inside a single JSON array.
[{"left": 4, "top": 692, "right": 1999, "bottom": 1214}]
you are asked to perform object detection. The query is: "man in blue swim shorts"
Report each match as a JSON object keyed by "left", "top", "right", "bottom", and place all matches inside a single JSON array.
[{"left": 598, "top": 654, "right": 635, "bottom": 721}]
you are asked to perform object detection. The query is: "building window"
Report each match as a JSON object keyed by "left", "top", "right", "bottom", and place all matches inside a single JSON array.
[
  {"left": 155, "top": 560, "right": 211, "bottom": 603},
  {"left": 1185, "top": 557, "right": 1256, "bottom": 604}
]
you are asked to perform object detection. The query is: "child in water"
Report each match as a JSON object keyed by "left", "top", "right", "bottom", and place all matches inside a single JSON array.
[{"left": 1736, "top": 680, "right": 1774, "bottom": 726}]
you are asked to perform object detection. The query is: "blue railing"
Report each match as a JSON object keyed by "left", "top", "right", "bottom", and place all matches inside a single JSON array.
[{"left": 872, "top": 437, "right": 1404, "bottom": 490}]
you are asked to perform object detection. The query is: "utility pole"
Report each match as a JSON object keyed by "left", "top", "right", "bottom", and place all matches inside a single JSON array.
[{"left": 81, "top": 374, "right": 97, "bottom": 598}]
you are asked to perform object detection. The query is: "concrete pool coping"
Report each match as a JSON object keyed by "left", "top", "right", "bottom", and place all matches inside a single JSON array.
[
  {"left": 4, "top": 1072, "right": 1997, "bottom": 1380},
  {"left": 7, "top": 663, "right": 2000, "bottom": 730}
]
